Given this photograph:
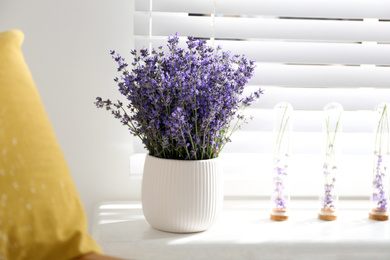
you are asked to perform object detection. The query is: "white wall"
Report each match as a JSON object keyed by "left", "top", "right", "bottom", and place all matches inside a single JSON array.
[{"left": 0, "top": 0, "right": 139, "bottom": 232}]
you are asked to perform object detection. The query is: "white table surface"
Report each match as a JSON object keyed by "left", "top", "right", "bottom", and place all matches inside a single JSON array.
[{"left": 92, "top": 200, "right": 390, "bottom": 260}]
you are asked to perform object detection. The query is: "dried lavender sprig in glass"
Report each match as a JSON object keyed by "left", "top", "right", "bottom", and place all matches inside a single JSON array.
[
  {"left": 370, "top": 103, "right": 390, "bottom": 219},
  {"left": 271, "top": 103, "right": 292, "bottom": 220},
  {"left": 319, "top": 102, "right": 342, "bottom": 220}
]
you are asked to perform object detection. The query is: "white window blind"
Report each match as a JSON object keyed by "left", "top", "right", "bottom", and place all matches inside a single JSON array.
[{"left": 132, "top": 0, "right": 390, "bottom": 198}]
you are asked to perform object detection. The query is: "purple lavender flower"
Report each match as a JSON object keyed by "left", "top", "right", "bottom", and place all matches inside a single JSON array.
[
  {"left": 95, "top": 34, "right": 262, "bottom": 160},
  {"left": 322, "top": 164, "right": 337, "bottom": 209},
  {"left": 372, "top": 154, "right": 388, "bottom": 211},
  {"left": 272, "top": 157, "right": 288, "bottom": 209}
]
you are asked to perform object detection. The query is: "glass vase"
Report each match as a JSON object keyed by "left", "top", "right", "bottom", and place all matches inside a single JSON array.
[
  {"left": 369, "top": 103, "right": 390, "bottom": 221},
  {"left": 318, "top": 102, "right": 343, "bottom": 221},
  {"left": 270, "top": 102, "right": 292, "bottom": 221}
]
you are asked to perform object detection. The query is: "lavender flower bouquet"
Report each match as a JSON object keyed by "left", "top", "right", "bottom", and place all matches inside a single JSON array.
[{"left": 95, "top": 34, "right": 263, "bottom": 160}]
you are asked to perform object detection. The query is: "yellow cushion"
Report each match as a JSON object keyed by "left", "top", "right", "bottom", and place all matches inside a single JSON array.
[{"left": 0, "top": 30, "right": 102, "bottom": 259}]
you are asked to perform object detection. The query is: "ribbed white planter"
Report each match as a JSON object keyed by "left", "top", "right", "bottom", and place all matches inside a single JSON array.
[{"left": 141, "top": 155, "right": 224, "bottom": 233}]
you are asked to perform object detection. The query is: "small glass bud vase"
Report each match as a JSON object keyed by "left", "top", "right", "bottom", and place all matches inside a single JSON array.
[
  {"left": 270, "top": 102, "right": 292, "bottom": 221},
  {"left": 369, "top": 103, "right": 390, "bottom": 221},
  {"left": 319, "top": 102, "right": 343, "bottom": 221}
]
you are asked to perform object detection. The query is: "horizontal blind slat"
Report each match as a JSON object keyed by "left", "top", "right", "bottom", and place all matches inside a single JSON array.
[
  {"left": 250, "top": 63, "right": 390, "bottom": 88},
  {"left": 236, "top": 109, "right": 375, "bottom": 133},
  {"left": 153, "top": 15, "right": 213, "bottom": 38},
  {"left": 134, "top": 38, "right": 390, "bottom": 65},
  {"left": 248, "top": 86, "right": 390, "bottom": 110},
  {"left": 134, "top": 14, "right": 214, "bottom": 37},
  {"left": 136, "top": 0, "right": 390, "bottom": 20},
  {"left": 216, "top": 41, "right": 390, "bottom": 66},
  {"left": 154, "top": 0, "right": 213, "bottom": 13},
  {"left": 133, "top": 13, "right": 150, "bottom": 36},
  {"left": 134, "top": 15, "right": 390, "bottom": 42},
  {"left": 135, "top": 0, "right": 150, "bottom": 12},
  {"left": 214, "top": 17, "right": 390, "bottom": 42},
  {"left": 135, "top": 0, "right": 214, "bottom": 13},
  {"left": 215, "top": 0, "right": 390, "bottom": 19}
]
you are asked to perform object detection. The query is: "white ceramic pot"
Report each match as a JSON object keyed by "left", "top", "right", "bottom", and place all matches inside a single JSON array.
[{"left": 141, "top": 155, "right": 224, "bottom": 233}]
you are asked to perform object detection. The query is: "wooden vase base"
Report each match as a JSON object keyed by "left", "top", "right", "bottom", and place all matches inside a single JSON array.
[
  {"left": 318, "top": 214, "right": 337, "bottom": 221},
  {"left": 270, "top": 214, "right": 289, "bottom": 221},
  {"left": 369, "top": 212, "right": 389, "bottom": 221}
]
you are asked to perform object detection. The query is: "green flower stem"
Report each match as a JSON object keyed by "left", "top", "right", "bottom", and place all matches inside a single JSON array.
[
  {"left": 274, "top": 105, "right": 290, "bottom": 159},
  {"left": 324, "top": 112, "right": 341, "bottom": 168},
  {"left": 375, "top": 104, "right": 389, "bottom": 156},
  {"left": 119, "top": 106, "right": 145, "bottom": 144},
  {"left": 219, "top": 110, "right": 249, "bottom": 154}
]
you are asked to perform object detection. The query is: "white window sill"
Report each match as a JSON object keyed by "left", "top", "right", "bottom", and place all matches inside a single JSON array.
[{"left": 92, "top": 200, "right": 390, "bottom": 260}]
